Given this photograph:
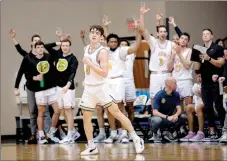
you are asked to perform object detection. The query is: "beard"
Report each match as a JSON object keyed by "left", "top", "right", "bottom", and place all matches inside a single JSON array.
[{"left": 110, "top": 47, "right": 118, "bottom": 52}]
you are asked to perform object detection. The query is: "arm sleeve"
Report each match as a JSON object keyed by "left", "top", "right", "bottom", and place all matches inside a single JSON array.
[
  {"left": 175, "top": 92, "right": 181, "bottom": 106},
  {"left": 44, "top": 43, "right": 60, "bottom": 59},
  {"left": 174, "top": 26, "right": 182, "bottom": 37},
  {"left": 153, "top": 93, "right": 161, "bottom": 110},
  {"left": 15, "top": 44, "right": 29, "bottom": 57},
  {"left": 14, "top": 58, "right": 26, "bottom": 88},
  {"left": 68, "top": 56, "right": 78, "bottom": 84}
]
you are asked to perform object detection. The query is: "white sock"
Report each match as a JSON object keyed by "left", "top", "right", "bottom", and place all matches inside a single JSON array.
[
  {"left": 130, "top": 131, "right": 139, "bottom": 141},
  {"left": 111, "top": 130, "right": 117, "bottom": 137},
  {"left": 122, "top": 130, "right": 127, "bottom": 136},
  {"left": 117, "top": 128, "right": 123, "bottom": 135},
  {"left": 88, "top": 139, "right": 95, "bottom": 148},
  {"left": 67, "top": 130, "right": 73, "bottom": 138},
  {"left": 50, "top": 127, "right": 57, "bottom": 134},
  {"left": 39, "top": 131, "right": 45, "bottom": 137},
  {"left": 99, "top": 128, "right": 105, "bottom": 135}
]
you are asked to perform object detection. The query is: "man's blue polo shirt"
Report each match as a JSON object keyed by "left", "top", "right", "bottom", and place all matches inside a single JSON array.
[{"left": 153, "top": 89, "right": 180, "bottom": 116}]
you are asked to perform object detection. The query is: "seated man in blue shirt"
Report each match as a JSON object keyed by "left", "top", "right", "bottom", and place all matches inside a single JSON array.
[{"left": 150, "top": 77, "right": 186, "bottom": 142}]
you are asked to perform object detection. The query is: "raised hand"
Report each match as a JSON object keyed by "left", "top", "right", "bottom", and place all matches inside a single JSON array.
[
  {"left": 156, "top": 13, "right": 163, "bottom": 21},
  {"left": 56, "top": 28, "right": 63, "bottom": 37},
  {"left": 65, "top": 34, "right": 71, "bottom": 41},
  {"left": 132, "top": 17, "right": 141, "bottom": 31},
  {"left": 80, "top": 29, "right": 86, "bottom": 38},
  {"left": 9, "top": 29, "right": 16, "bottom": 38},
  {"left": 140, "top": 2, "right": 150, "bottom": 15},
  {"left": 168, "top": 16, "right": 176, "bottom": 26},
  {"left": 102, "top": 15, "right": 111, "bottom": 27}
]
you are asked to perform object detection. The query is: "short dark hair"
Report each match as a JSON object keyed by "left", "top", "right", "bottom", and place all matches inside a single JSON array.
[
  {"left": 35, "top": 41, "right": 44, "bottom": 48},
  {"left": 102, "top": 35, "right": 107, "bottom": 40},
  {"left": 157, "top": 25, "right": 167, "bottom": 32},
  {"left": 107, "top": 33, "right": 120, "bottom": 43},
  {"left": 61, "top": 38, "right": 71, "bottom": 46},
  {"left": 203, "top": 28, "right": 213, "bottom": 35},
  {"left": 31, "top": 34, "right": 41, "bottom": 41},
  {"left": 89, "top": 25, "right": 104, "bottom": 36},
  {"left": 180, "top": 32, "right": 190, "bottom": 41},
  {"left": 120, "top": 39, "right": 130, "bottom": 46}
]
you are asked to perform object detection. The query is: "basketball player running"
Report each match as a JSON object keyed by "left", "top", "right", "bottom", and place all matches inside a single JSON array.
[
  {"left": 80, "top": 25, "right": 144, "bottom": 155},
  {"left": 80, "top": 23, "right": 109, "bottom": 142},
  {"left": 44, "top": 37, "right": 81, "bottom": 144},
  {"left": 168, "top": 32, "right": 193, "bottom": 107},
  {"left": 140, "top": 2, "right": 174, "bottom": 106}
]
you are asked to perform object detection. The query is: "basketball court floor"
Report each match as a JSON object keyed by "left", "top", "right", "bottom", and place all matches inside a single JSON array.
[{"left": 1, "top": 142, "right": 227, "bottom": 160}]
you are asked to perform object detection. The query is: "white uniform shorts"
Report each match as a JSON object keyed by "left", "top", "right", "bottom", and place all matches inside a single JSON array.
[
  {"left": 57, "top": 86, "right": 75, "bottom": 109},
  {"left": 176, "top": 79, "right": 193, "bottom": 99},
  {"left": 150, "top": 73, "right": 171, "bottom": 98},
  {"left": 79, "top": 83, "right": 114, "bottom": 111},
  {"left": 35, "top": 87, "right": 57, "bottom": 106},
  {"left": 193, "top": 96, "right": 203, "bottom": 113},
  {"left": 124, "top": 78, "right": 136, "bottom": 102},
  {"left": 107, "top": 77, "right": 125, "bottom": 103}
]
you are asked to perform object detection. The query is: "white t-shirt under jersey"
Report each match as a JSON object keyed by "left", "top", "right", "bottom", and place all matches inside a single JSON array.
[
  {"left": 83, "top": 45, "right": 106, "bottom": 85},
  {"left": 123, "top": 54, "right": 135, "bottom": 79},
  {"left": 172, "top": 48, "right": 193, "bottom": 80},
  {"left": 148, "top": 35, "right": 172, "bottom": 72},
  {"left": 107, "top": 46, "right": 129, "bottom": 78}
]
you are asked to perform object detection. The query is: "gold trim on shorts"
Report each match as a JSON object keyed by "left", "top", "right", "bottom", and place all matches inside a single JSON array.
[
  {"left": 79, "top": 105, "right": 95, "bottom": 111},
  {"left": 109, "top": 95, "right": 117, "bottom": 104},
  {"left": 103, "top": 101, "right": 113, "bottom": 108}
]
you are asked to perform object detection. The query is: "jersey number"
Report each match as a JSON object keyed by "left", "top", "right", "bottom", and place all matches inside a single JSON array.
[{"left": 86, "top": 66, "right": 90, "bottom": 75}]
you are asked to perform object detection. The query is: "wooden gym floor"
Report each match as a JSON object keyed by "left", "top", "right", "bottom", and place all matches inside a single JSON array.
[{"left": 1, "top": 142, "right": 227, "bottom": 160}]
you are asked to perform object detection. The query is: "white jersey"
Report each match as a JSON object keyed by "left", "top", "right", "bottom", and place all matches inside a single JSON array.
[
  {"left": 108, "top": 46, "right": 129, "bottom": 78},
  {"left": 172, "top": 48, "right": 193, "bottom": 80},
  {"left": 123, "top": 54, "right": 135, "bottom": 79},
  {"left": 83, "top": 45, "right": 106, "bottom": 85},
  {"left": 148, "top": 36, "right": 172, "bottom": 72}
]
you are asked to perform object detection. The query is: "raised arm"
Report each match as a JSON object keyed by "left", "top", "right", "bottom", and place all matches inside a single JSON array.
[
  {"left": 156, "top": 13, "right": 163, "bottom": 32},
  {"left": 82, "top": 49, "right": 108, "bottom": 77},
  {"left": 80, "top": 29, "right": 87, "bottom": 47},
  {"left": 102, "top": 15, "right": 111, "bottom": 37},
  {"left": 9, "top": 29, "right": 28, "bottom": 57},
  {"left": 140, "top": 2, "right": 151, "bottom": 42},
  {"left": 168, "top": 17, "right": 182, "bottom": 37},
  {"left": 140, "top": 2, "right": 157, "bottom": 53},
  {"left": 56, "top": 28, "right": 64, "bottom": 41},
  {"left": 127, "top": 24, "right": 142, "bottom": 54}
]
